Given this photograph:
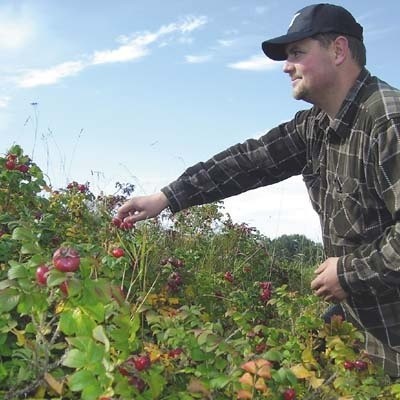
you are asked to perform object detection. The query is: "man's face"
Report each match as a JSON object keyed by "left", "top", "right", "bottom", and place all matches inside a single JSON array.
[{"left": 283, "top": 37, "right": 337, "bottom": 105}]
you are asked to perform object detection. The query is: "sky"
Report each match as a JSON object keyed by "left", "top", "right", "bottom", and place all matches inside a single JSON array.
[{"left": 1, "top": 0, "right": 399, "bottom": 242}]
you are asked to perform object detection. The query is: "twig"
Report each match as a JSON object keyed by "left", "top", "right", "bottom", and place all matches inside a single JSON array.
[{"left": 5, "top": 322, "right": 62, "bottom": 400}]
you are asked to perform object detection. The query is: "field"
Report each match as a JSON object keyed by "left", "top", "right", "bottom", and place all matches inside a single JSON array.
[{"left": 1, "top": 144, "right": 399, "bottom": 399}]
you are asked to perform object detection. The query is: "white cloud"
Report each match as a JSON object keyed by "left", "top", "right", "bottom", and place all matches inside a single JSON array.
[
  {"left": 228, "top": 54, "right": 280, "bottom": 71},
  {"left": 92, "top": 41, "right": 150, "bottom": 65},
  {"left": 92, "top": 16, "right": 207, "bottom": 66},
  {"left": 175, "top": 15, "right": 208, "bottom": 33},
  {"left": 0, "top": 96, "right": 10, "bottom": 108},
  {"left": 18, "top": 61, "right": 86, "bottom": 88},
  {"left": 16, "top": 15, "right": 208, "bottom": 88},
  {"left": 223, "top": 176, "right": 322, "bottom": 241},
  {"left": 0, "top": 5, "right": 35, "bottom": 50},
  {"left": 185, "top": 54, "right": 212, "bottom": 64}
]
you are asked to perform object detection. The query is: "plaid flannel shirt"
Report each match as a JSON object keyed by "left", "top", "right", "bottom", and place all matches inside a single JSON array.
[{"left": 162, "top": 68, "right": 400, "bottom": 376}]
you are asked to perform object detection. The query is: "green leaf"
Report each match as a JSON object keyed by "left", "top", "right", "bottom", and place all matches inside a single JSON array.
[
  {"left": 391, "top": 383, "right": 400, "bottom": 395},
  {"left": 0, "top": 319, "right": 17, "bottom": 334},
  {"left": 67, "top": 337, "right": 92, "bottom": 352},
  {"left": 264, "top": 349, "right": 282, "bottom": 362},
  {"left": 197, "top": 331, "right": 210, "bottom": 346},
  {"left": 59, "top": 310, "right": 75, "bottom": 336},
  {"left": 62, "top": 348, "right": 86, "bottom": 368},
  {"left": 21, "top": 241, "right": 41, "bottom": 254},
  {"left": 214, "top": 357, "right": 228, "bottom": 371},
  {"left": 0, "top": 280, "right": 12, "bottom": 290},
  {"left": 11, "top": 227, "right": 34, "bottom": 242},
  {"left": 93, "top": 325, "right": 110, "bottom": 352},
  {"left": 69, "top": 370, "right": 95, "bottom": 391},
  {"left": 0, "top": 288, "right": 20, "bottom": 313},
  {"left": 130, "top": 313, "right": 140, "bottom": 338},
  {"left": 285, "top": 369, "right": 298, "bottom": 386},
  {"left": 81, "top": 383, "right": 103, "bottom": 400},
  {"left": 47, "top": 269, "right": 68, "bottom": 287},
  {"left": 27, "top": 254, "right": 47, "bottom": 267},
  {"left": 204, "top": 334, "right": 220, "bottom": 352},
  {"left": 82, "top": 302, "right": 105, "bottom": 323},
  {"left": 72, "top": 308, "right": 97, "bottom": 336},
  {"left": 210, "top": 375, "right": 231, "bottom": 389},
  {"left": 333, "top": 376, "right": 347, "bottom": 390},
  {"left": 17, "top": 293, "right": 35, "bottom": 314},
  {"left": 63, "top": 278, "right": 82, "bottom": 297},
  {"left": 86, "top": 340, "right": 105, "bottom": 365},
  {"left": 148, "top": 370, "right": 166, "bottom": 398},
  {"left": 67, "top": 336, "right": 104, "bottom": 366},
  {"left": 7, "top": 264, "right": 29, "bottom": 280},
  {"left": 273, "top": 367, "right": 294, "bottom": 385},
  {"left": 190, "top": 347, "right": 210, "bottom": 361}
]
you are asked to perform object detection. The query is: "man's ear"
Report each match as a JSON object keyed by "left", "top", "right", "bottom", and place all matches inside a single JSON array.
[{"left": 333, "top": 36, "right": 349, "bottom": 66}]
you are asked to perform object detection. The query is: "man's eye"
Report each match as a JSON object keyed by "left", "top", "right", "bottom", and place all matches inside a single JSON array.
[{"left": 286, "top": 50, "right": 302, "bottom": 61}]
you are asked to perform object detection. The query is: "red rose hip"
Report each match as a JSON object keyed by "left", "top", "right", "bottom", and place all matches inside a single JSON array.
[
  {"left": 36, "top": 265, "right": 50, "bottom": 285},
  {"left": 112, "top": 247, "right": 125, "bottom": 258},
  {"left": 53, "top": 247, "right": 80, "bottom": 272}
]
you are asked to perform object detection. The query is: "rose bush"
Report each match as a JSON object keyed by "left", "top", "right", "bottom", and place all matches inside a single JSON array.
[{"left": 0, "top": 145, "right": 398, "bottom": 399}]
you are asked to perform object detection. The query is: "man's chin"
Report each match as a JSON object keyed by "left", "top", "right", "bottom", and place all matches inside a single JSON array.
[
  {"left": 292, "top": 89, "right": 311, "bottom": 103},
  {"left": 292, "top": 91, "right": 304, "bottom": 101},
  {"left": 292, "top": 94, "right": 313, "bottom": 106}
]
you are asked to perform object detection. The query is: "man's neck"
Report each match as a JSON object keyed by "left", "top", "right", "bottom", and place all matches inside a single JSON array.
[{"left": 321, "top": 66, "right": 362, "bottom": 119}]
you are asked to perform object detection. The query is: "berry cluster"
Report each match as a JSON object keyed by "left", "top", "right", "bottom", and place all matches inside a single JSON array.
[
  {"left": 224, "top": 271, "right": 234, "bottom": 283},
  {"left": 118, "top": 354, "right": 151, "bottom": 393},
  {"left": 5, "top": 153, "right": 30, "bottom": 173},
  {"left": 283, "top": 388, "right": 296, "bottom": 400},
  {"left": 343, "top": 359, "right": 368, "bottom": 371},
  {"left": 259, "top": 281, "right": 272, "bottom": 303},
  {"left": 167, "top": 271, "right": 183, "bottom": 292},
  {"left": 159, "top": 256, "right": 185, "bottom": 292},
  {"left": 66, "top": 181, "right": 88, "bottom": 193},
  {"left": 160, "top": 256, "right": 185, "bottom": 268},
  {"left": 35, "top": 247, "right": 81, "bottom": 295},
  {"left": 111, "top": 217, "right": 134, "bottom": 230}
]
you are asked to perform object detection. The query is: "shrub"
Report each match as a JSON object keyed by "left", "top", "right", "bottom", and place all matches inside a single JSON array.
[{"left": 0, "top": 145, "right": 398, "bottom": 399}]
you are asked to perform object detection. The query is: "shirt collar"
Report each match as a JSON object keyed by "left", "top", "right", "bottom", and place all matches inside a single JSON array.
[{"left": 325, "top": 68, "right": 371, "bottom": 139}]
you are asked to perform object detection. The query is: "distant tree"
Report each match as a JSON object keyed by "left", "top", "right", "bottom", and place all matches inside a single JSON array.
[{"left": 269, "top": 234, "right": 324, "bottom": 265}]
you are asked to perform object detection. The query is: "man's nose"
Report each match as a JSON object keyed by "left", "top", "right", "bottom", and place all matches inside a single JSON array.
[{"left": 282, "top": 60, "right": 293, "bottom": 74}]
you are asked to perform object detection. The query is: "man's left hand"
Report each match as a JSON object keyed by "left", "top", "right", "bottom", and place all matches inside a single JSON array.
[{"left": 311, "top": 257, "right": 348, "bottom": 303}]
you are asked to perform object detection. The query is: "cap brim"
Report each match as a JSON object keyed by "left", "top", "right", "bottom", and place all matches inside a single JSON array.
[{"left": 262, "top": 30, "right": 314, "bottom": 61}]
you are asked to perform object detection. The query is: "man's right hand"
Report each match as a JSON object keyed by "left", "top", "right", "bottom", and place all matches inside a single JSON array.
[{"left": 116, "top": 192, "right": 169, "bottom": 225}]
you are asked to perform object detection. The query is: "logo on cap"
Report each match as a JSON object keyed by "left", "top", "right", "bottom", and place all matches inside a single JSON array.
[{"left": 288, "top": 12, "right": 300, "bottom": 28}]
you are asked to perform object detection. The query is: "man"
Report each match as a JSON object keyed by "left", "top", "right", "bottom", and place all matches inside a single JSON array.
[{"left": 117, "top": 4, "right": 400, "bottom": 377}]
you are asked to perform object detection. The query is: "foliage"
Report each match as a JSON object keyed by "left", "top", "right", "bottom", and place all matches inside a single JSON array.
[{"left": 0, "top": 145, "right": 398, "bottom": 399}]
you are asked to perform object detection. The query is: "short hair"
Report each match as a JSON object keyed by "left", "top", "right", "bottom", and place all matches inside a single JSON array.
[{"left": 312, "top": 32, "right": 366, "bottom": 67}]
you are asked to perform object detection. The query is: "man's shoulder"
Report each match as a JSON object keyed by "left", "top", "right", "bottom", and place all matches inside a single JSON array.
[{"left": 361, "top": 75, "right": 400, "bottom": 121}]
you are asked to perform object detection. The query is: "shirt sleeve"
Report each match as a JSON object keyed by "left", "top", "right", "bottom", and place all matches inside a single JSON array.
[
  {"left": 161, "top": 110, "right": 310, "bottom": 213},
  {"left": 338, "top": 116, "right": 400, "bottom": 294}
]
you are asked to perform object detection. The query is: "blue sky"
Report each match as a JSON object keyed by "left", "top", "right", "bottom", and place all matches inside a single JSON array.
[{"left": 1, "top": 0, "right": 399, "bottom": 241}]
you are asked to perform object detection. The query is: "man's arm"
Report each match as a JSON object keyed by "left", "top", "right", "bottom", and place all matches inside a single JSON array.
[
  {"left": 162, "top": 112, "right": 311, "bottom": 213},
  {"left": 116, "top": 109, "right": 312, "bottom": 224}
]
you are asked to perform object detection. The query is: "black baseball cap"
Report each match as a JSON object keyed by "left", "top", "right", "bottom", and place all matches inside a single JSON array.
[{"left": 262, "top": 3, "right": 363, "bottom": 61}]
